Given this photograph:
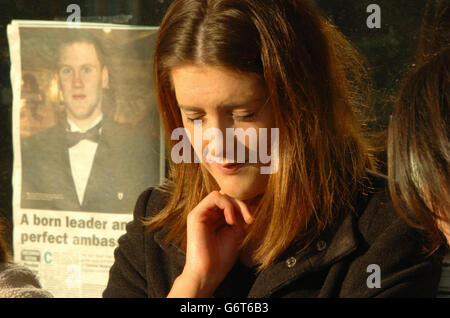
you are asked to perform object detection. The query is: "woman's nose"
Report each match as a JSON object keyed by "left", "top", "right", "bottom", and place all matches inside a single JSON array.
[
  {"left": 202, "top": 116, "right": 251, "bottom": 164},
  {"left": 204, "top": 114, "right": 228, "bottom": 132},
  {"left": 201, "top": 116, "right": 229, "bottom": 163}
]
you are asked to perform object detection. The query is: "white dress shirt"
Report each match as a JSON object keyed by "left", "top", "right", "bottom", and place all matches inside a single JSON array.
[{"left": 66, "top": 114, "right": 103, "bottom": 205}]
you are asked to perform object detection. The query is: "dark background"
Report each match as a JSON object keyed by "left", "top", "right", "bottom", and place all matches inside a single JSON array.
[{"left": 0, "top": 0, "right": 428, "bottom": 245}]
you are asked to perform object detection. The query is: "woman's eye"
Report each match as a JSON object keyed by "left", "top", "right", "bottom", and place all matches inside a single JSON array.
[
  {"left": 233, "top": 113, "right": 256, "bottom": 122},
  {"left": 186, "top": 116, "right": 204, "bottom": 122},
  {"left": 185, "top": 112, "right": 256, "bottom": 122}
]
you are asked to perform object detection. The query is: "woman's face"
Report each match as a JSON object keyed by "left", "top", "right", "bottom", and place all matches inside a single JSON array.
[{"left": 171, "top": 65, "right": 276, "bottom": 201}]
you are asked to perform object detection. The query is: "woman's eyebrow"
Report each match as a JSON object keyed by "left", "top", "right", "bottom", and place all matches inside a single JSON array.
[
  {"left": 178, "top": 98, "right": 265, "bottom": 111},
  {"left": 221, "top": 97, "right": 267, "bottom": 108},
  {"left": 178, "top": 105, "right": 203, "bottom": 111}
]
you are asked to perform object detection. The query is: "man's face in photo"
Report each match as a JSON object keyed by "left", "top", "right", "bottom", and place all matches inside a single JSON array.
[{"left": 57, "top": 41, "right": 108, "bottom": 123}]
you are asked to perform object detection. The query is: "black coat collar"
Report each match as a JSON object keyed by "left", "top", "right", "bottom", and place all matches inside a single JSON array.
[{"left": 149, "top": 177, "right": 374, "bottom": 297}]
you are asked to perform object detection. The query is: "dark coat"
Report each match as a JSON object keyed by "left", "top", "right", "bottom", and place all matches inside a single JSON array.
[
  {"left": 20, "top": 116, "right": 160, "bottom": 213},
  {"left": 103, "top": 171, "right": 444, "bottom": 297}
]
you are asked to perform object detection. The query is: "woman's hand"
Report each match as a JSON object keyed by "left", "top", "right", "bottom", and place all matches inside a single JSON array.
[{"left": 167, "top": 190, "right": 254, "bottom": 298}]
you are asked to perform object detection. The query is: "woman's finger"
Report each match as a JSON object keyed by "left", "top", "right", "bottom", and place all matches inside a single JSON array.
[
  {"left": 192, "top": 191, "right": 236, "bottom": 225},
  {"left": 219, "top": 191, "right": 255, "bottom": 225},
  {"left": 234, "top": 198, "right": 255, "bottom": 225}
]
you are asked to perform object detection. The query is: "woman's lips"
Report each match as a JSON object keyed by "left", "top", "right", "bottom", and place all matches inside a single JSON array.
[{"left": 214, "top": 162, "right": 246, "bottom": 175}]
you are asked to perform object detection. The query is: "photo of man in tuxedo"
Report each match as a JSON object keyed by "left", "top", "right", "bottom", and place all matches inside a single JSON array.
[{"left": 20, "top": 31, "right": 160, "bottom": 213}]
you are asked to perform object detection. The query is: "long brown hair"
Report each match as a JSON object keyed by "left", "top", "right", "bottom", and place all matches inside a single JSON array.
[
  {"left": 415, "top": 0, "right": 450, "bottom": 65},
  {"left": 144, "top": 0, "right": 376, "bottom": 271},
  {"left": 388, "top": 49, "right": 450, "bottom": 253}
]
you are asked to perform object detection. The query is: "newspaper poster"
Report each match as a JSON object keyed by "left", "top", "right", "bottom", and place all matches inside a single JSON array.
[{"left": 8, "top": 20, "right": 164, "bottom": 297}]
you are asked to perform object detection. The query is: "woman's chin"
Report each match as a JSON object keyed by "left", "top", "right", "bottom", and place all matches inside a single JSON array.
[
  {"left": 220, "top": 189, "right": 253, "bottom": 201},
  {"left": 205, "top": 162, "right": 268, "bottom": 200},
  {"left": 218, "top": 181, "right": 263, "bottom": 201}
]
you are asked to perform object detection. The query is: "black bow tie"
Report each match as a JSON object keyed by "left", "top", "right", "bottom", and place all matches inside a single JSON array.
[{"left": 66, "top": 121, "right": 102, "bottom": 148}]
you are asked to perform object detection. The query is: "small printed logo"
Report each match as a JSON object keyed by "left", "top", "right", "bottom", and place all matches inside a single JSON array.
[
  {"left": 366, "top": 4, "right": 381, "bottom": 29},
  {"left": 117, "top": 192, "right": 124, "bottom": 200},
  {"left": 44, "top": 251, "right": 53, "bottom": 264},
  {"left": 66, "top": 4, "right": 81, "bottom": 27},
  {"left": 366, "top": 264, "right": 381, "bottom": 288},
  {"left": 66, "top": 264, "right": 81, "bottom": 289}
]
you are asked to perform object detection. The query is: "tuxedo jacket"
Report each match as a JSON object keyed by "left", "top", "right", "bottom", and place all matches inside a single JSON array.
[{"left": 20, "top": 116, "right": 160, "bottom": 213}]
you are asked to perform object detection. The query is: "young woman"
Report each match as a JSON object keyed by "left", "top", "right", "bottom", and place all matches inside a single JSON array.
[
  {"left": 103, "top": 0, "right": 442, "bottom": 298},
  {"left": 388, "top": 49, "right": 449, "bottom": 297}
]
